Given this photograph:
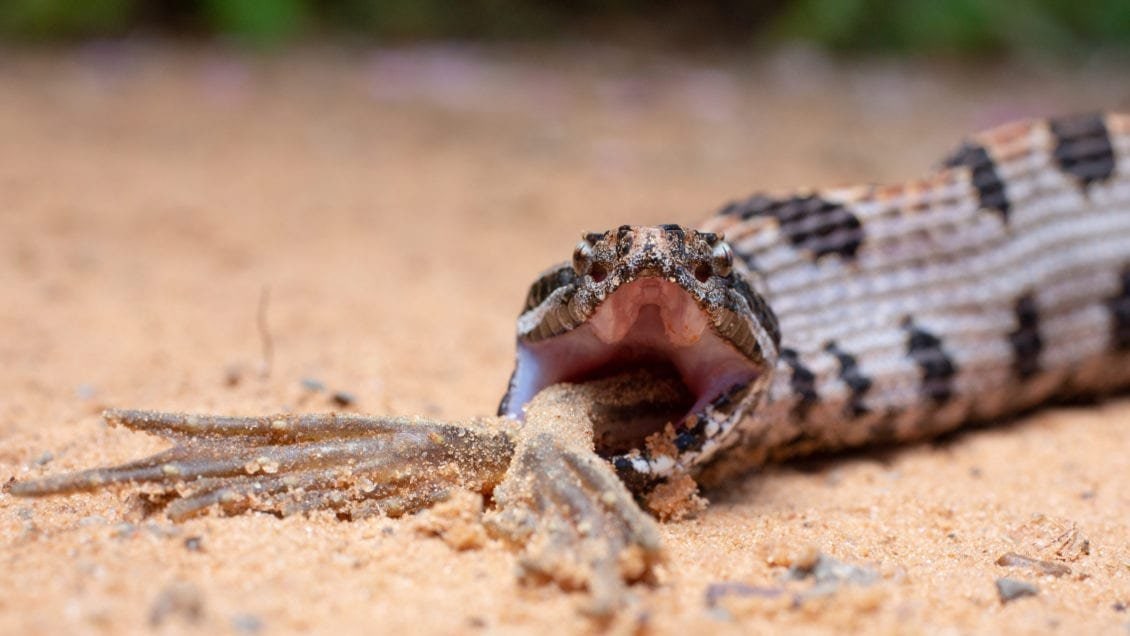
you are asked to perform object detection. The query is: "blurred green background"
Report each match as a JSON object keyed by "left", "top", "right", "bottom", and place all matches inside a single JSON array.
[{"left": 1, "top": 0, "right": 1127, "bottom": 55}]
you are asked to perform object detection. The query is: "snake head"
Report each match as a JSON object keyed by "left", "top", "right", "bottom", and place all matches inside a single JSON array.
[{"left": 500, "top": 225, "right": 780, "bottom": 479}]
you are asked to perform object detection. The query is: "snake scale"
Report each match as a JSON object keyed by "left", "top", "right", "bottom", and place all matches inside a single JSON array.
[{"left": 11, "top": 112, "right": 1130, "bottom": 610}]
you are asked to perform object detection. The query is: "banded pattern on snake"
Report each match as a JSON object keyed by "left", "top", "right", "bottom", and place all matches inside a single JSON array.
[
  {"left": 10, "top": 111, "right": 1130, "bottom": 611},
  {"left": 708, "top": 110, "right": 1130, "bottom": 474},
  {"left": 503, "top": 111, "right": 1130, "bottom": 488}
]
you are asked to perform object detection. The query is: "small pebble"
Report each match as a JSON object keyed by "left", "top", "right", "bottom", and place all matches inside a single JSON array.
[
  {"left": 231, "top": 613, "right": 263, "bottom": 634},
  {"left": 75, "top": 384, "right": 97, "bottom": 400},
  {"left": 331, "top": 391, "right": 356, "bottom": 407},
  {"left": 704, "top": 581, "right": 784, "bottom": 608},
  {"left": 1114, "top": 601, "right": 1127, "bottom": 612},
  {"left": 33, "top": 451, "right": 54, "bottom": 466},
  {"left": 149, "top": 581, "right": 204, "bottom": 626},
  {"left": 996, "top": 577, "right": 1038, "bottom": 603},
  {"left": 300, "top": 377, "right": 326, "bottom": 392},
  {"left": 823, "top": 468, "right": 843, "bottom": 486},
  {"left": 137, "top": 524, "right": 179, "bottom": 540},
  {"left": 223, "top": 366, "right": 243, "bottom": 387},
  {"left": 111, "top": 523, "right": 138, "bottom": 539},
  {"left": 995, "top": 552, "right": 1071, "bottom": 577},
  {"left": 184, "top": 536, "right": 204, "bottom": 552},
  {"left": 789, "top": 544, "right": 821, "bottom": 571},
  {"left": 78, "top": 515, "right": 107, "bottom": 527},
  {"left": 787, "top": 554, "right": 878, "bottom": 586}
]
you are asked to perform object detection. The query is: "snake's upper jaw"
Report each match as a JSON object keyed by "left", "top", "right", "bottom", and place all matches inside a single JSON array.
[{"left": 502, "top": 277, "right": 761, "bottom": 456}]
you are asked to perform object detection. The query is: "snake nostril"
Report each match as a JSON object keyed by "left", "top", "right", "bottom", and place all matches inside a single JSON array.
[
  {"left": 694, "top": 262, "right": 712, "bottom": 283},
  {"left": 590, "top": 263, "right": 608, "bottom": 283}
]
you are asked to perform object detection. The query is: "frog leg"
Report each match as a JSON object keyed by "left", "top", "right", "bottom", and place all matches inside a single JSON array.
[
  {"left": 485, "top": 384, "right": 665, "bottom": 616},
  {"left": 9, "top": 409, "right": 515, "bottom": 521}
]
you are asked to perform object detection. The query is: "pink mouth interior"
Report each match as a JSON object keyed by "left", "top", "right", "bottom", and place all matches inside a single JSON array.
[{"left": 507, "top": 279, "right": 760, "bottom": 450}]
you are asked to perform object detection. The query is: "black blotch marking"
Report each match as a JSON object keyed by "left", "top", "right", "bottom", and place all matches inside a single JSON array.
[
  {"left": 585, "top": 231, "right": 609, "bottom": 244},
  {"left": 824, "top": 341, "right": 872, "bottom": 416},
  {"left": 1108, "top": 266, "right": 1130, "bottom": 351},
  {"left": 1009, "top": 293, "right": 1042, "bottom": 378},
  {"left": 721, "top": 194, "right": 864, "bottom": 260},
  {"left": 903, "top": 319, "right": 957, "bottom": 405},
  {"left": 944, "top": 142, "right": 1011, "bottom": 221},
  {"left": 711, "top": 381, "right": 754, "bottom": 416},
  {"left": 522, "top": 265, "right": 576, "bottom": 312},
  {"left": 780, "top": 348, "right": 818, "bottom": 418},
  {"left": 675, "top": 415, "right": 709, "bottom": 452},
  {"left": 674, "top": 430, "right": 697, "bottom": 452},
  {"left": 1049, "top": 113, "right": 1115, "bottom": 188},
  {"left": 616, "top": 226, "right": 634, "bottom": 257},
  {"left": 612, "top": 455, "right": 654, "bottom": 493},
  {"left": 662, "top": 224, "right": 688, "bottom": 257},
  {"left": 710, "top": 383, "right": 739, "bottom": 411},
  {"left": 672, "top": 384, "right": 750, "bottom": 454}
]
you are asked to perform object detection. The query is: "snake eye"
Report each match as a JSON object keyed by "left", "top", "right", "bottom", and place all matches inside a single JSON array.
[
  {"left": 572, "top": 240, "right": 594, "bottom": 276},
  {"left": 711, "top": 242, "right": 733, "bottom": 278}
]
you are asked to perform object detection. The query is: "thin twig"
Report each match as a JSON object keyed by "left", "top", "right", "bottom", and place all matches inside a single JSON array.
[{"left": 257, "top": 285, "right": 273, "bottom": 378}]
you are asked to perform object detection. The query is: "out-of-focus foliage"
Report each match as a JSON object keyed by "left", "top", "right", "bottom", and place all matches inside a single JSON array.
[
  {"left": 200, "top": 0, "right": 310, "bottom": 44},
  {"left": 0, "top": 0, "right": 1126, "bottom": 56},
  {"left": 0, "top": 0, "right": 136, "bottom": 38},
  {"left": 774, "top": 0, "right": 1130, "bottom": 55},
  {"left": 324, "top": 0, "right": 548, "bottom": 38}
]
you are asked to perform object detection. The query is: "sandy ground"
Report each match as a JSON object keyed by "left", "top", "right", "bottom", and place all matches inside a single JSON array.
[{"left": 1, "top": 44, "right": 1129, "bottom": 635}]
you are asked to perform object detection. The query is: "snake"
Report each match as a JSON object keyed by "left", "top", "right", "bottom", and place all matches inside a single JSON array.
[
  {"left": 11, "top": 111, "right": 1130, "bottom": 610},
  {"left": 502, "top": 110, "right": 1130, "bottom": 488}
]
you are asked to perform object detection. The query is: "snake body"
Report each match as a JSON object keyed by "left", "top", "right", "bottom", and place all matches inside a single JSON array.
[{"left": 506, "top": 112, "right": 1130, "bottom": 488}]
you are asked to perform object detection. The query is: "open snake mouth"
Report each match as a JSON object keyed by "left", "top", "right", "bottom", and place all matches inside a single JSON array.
[{"left": 503, "top": 278, "right": 761, "bottom": 457}]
